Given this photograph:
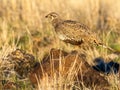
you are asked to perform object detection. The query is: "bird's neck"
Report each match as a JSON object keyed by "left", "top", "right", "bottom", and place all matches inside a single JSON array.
[{"left": 52, "top": 18, "right": 62, "bottom": 27}]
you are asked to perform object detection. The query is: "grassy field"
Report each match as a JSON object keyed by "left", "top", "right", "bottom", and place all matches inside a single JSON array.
[{"left": 0, "top": 0, "right": 120, "bottom": 90}]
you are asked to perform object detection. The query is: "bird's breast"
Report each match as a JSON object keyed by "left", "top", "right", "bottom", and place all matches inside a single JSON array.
[
  {"left": 57, "top": 32, "right": 83, "bottom": 45},
  {"left": 57, "top": 33, "right": 66, "bottom": 40}
]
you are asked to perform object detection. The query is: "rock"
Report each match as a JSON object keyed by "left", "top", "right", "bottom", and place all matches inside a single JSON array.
[
  {"left": 4, "top": 49, "right": 36, "bottom": 78},
  {"left": 29, "top": 48, "right": 110, "bottom": 89},
  {"left": 93, "top": 57, "right": 120, "bottom": 74}
]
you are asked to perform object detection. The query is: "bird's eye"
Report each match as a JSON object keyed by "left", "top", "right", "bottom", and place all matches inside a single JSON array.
[{"left": 52, "top": 14, "right": 57, "bottom": 18}]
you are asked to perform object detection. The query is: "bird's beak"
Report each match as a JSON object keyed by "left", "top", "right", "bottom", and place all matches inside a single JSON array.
[{"left": 45, "top": 15, "right": 48, "bottom": 18}]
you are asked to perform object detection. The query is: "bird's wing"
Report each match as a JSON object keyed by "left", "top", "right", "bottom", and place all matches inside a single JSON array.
[{"left": 55, "top": 20, "right": 93, "bottom": 43}]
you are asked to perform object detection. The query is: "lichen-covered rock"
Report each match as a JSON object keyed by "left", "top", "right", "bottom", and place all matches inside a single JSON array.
[{"left": 3, "top": 49, "right": 36, "bottom": 78}]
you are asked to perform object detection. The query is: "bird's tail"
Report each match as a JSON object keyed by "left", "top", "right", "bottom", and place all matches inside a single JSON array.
[{"left": 97, "top": 42, "right": 115, "bottom": 52}]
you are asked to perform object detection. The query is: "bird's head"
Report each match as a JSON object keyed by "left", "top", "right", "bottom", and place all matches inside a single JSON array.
[{"left": 45, "top": 12, "right": 59, "bottom": 22}]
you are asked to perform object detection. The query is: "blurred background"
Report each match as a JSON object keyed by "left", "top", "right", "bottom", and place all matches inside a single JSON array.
[{"left": 0, "top": 0, "right": 120, "bottom": 57}]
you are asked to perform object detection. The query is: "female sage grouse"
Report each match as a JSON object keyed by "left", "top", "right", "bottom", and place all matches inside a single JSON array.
[{"left": 45, "top": 12, "right": 114, "bottom": 51}]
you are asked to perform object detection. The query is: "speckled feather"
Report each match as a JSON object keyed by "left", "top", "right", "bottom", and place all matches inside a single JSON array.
[
  {"left": 53, "top": 19, "right": 100, "bottom": 45},
  {"left": 45, "top": 12, "right": 105, "bottom": 47}
]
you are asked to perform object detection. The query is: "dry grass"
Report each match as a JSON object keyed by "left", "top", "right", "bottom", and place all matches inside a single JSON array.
[{"left": 0, "top": 0, "right": 120, "bottom": 90}]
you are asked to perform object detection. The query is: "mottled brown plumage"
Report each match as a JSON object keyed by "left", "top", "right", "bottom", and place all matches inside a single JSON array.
[
  {"left": 45, "top": 12, "right": 115, "bottom": 51},
  {"left": 45, "top": 12, "right": 101, "bottom": 46}
]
